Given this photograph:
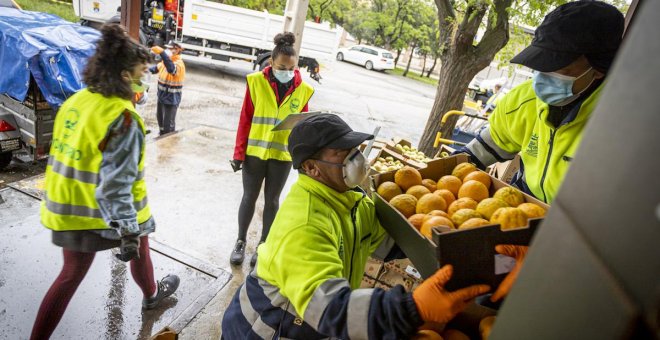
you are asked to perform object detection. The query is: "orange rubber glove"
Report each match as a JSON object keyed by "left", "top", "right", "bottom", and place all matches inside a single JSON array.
[
  {"left": 151, "top": 46, "right": 164, "bottom": 55},
  {"left": 413, "top": 265, "right": 490, "bottom": 324},
  {"left": 490, "top": 245, "right": 529, "bottom": 302}
]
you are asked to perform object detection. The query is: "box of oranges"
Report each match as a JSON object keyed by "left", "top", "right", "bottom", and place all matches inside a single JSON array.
[{"left": 370, "top": 154, "right": 549, "bottom": 289}]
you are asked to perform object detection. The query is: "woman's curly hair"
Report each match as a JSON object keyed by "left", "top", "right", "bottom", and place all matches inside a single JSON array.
[{"left": 83, "top": 24, "right": 151, "bottom": 100}]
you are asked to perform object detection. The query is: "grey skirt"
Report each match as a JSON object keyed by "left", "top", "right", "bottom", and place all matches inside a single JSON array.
[{"left": 51, "top": 217, "right": 156, "bottom": 253}]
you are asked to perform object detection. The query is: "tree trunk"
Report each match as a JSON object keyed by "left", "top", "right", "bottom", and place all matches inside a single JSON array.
[
  {"left": 418, "top": 55, "right": 480, "bottom": 155},
  {"left": 426, "top": 57, "right": 438, "bottom": 77},
  {"left": 420, "top": 55, "right": 427, "bottom": 77},
  {"left": 394, "top": 49, "right": 402, "bottom": 68},
  {"left": 402, "top": 43, "right": 416, "bottom": 77}
]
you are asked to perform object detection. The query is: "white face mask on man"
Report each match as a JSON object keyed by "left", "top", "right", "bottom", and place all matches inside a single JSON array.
[{"left": 314, "top": 149, "right": 369, "bottom": 189}]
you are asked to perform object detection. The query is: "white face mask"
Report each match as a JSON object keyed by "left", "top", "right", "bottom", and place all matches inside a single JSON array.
[
  {"left": 341, "top": 149, "right": 369, "bottom": 188},
  {"left": 273, "top": 69, "right": 295, "bottom": 83},
  {"left": 314, "top": 149, "right": 369, "bottom": 189}
]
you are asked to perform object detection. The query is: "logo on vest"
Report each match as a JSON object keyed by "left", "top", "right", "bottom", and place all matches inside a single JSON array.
[
  {"left": 62, "top": 109, "right": 80, "bottom": 139},
  {"left": 338, "top": 235, "right": 344, "bottom": 258},
  {"left": 290, "top": 98, "right": 301, "bottom": 111},
  {"left": 526, "top": 134, "right": 539, "bottom": 157}
]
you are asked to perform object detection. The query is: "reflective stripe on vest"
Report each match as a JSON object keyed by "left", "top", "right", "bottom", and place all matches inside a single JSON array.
[
  {"left": 40, "top": 89, "right": 151, "bottom": 231},
  {"left": 245, "top": 72, "right": 314, "bottom": 162},
  {"left": 157, "top": 56, "right": 186, "bottom": 87}
]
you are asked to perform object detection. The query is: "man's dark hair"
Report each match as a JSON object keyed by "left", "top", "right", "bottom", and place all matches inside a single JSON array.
[
  {"left": 272, "top": 32, "right": 296, "bottom": 61},
  {"left": 83, "top": 24, "right": 151, "bottom": 100}
]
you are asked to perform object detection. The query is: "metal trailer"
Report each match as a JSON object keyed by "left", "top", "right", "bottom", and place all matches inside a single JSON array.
[{"left": 0, "top": 78, "right": 55, "bottom": 170}]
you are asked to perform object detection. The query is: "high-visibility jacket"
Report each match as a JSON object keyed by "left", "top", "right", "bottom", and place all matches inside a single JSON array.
[
  {"left": 41, "top": 89, "right": 151, "bottom": 231},
  {"left": 156, "top": 54, "right": 185, "bottom": 106},
  {"left": 222, "top": 175, "right": 423, "bottom": 339},
  {"left": 245, "top": 71, "right": 314, "bottom": 162},
  {"left": 467, "top": 79, "right": 603, "bottom": 203}
]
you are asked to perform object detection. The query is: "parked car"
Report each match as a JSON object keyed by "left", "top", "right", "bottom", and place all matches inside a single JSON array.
[{"left": 336, "top": 45, "right": 394, "bottom": 71}]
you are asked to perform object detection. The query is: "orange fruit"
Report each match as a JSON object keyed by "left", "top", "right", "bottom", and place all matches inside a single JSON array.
[
  {"left": 447, "top": 197, "right": 478, "bottom": 217},
  {"left": 389, "top": 194, "right": 418, "bottom": 218},
  {"left": 395, "top": 166, "right": 423, "bottom": 191},
  {"left": 451, "top": 209, "right": 482, "bottom": 227},
  {"left": 420, "top": 216, "right": 455, "bottom": 238},
  {"left": 490, "top": 207, "right": 528, "bottom": 230},
  {"left": 518, "top": 203, "right": 546, "bottom": 218},
  {"left": 451, "top": 163, "right": 477, "bottom": 181},
  {"left": 408, "top": 213, "right": 427, "bottom": 230},
  {"left": 416, "top": 193, "right": 447, "bottom": 214},
  {"left": 480, "top": 316, "right": 497, "bottom": 340},
  {"left": 412, "top": 329, "right": 444, "bottom": 340},
  {"left": 463, "top": 170, "right": 491, "bottom": 189},
  {"left": 421, "top": 179, "right": 437, "bottom": 192},
  {"left": 458, "top": 218, "right": 491, "bottom": 230},
  {"left": 433, "top": 189, "right": 455, "bottom": 207},
  {"left": 442, "top": 329, "right": 469, "bottom": 340},
  {"left": 406, "top": 185, "right": 432, "bottom": 200},
  {"left": 437, "top": 175, "right": 462, "bottom": 196},
  {"left": 458, "top": 180, "right": 489, "bottom": 202},
  {"left": 377, "top": 181, "right": 402, "bottom": 202},
  {"left": 493, "top": 187, "right": 525, "bottom": 207},
  {"left": 423, "top": 210, "right": 450, "bottom": 222},
  {"left": 476, "top": 198, "right": 510, "bottom": 220}
]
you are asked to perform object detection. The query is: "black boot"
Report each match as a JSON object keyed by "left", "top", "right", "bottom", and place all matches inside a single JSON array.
[{"left": 230, "top": 239, "right": 246, "bottom": 265}]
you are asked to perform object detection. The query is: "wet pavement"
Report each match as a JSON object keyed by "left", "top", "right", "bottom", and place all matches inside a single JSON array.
[{"left": 0, "top": 186, "right": 231, "bottom": 339}]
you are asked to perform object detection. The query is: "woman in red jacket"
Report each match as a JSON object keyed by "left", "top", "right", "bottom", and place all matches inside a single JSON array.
[{"left": 230, "top": 32, "right": 314, "bottom": 266}]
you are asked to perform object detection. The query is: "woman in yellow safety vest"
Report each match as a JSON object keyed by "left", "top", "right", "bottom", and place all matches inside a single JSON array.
[
  {"left": 31, "top": 24, "right": 179, "bottom": 339},
  {"left": 230, "top": 32, "right": 314, "bottom": 267}
]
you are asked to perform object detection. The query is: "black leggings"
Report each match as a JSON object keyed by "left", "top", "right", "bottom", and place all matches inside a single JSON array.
[{"left": 237, "top": 156, "right": 292, "bottom": 242}]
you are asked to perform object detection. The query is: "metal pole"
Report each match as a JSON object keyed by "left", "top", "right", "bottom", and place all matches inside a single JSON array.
[
  {"left": 120, "top": 0, "right": 141, "bottom": 41},
  {"left": 282, "top": 0, "right": 310, "bottom": 56}
]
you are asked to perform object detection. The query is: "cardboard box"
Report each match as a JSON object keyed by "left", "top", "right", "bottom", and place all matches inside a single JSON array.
[
  {"left": 383, "top": 140, "right": 429, "bottom": 169},
  {"left": 433, "top": 144, "right": 457, "bottom": 159},
  {"left": 371, "top": 155, "right": 549, "bottom": 289},
  {"left": 487, "top": 155, "right": 521, "bottom": 183}
]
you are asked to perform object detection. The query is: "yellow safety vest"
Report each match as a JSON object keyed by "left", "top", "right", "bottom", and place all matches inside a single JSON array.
[
  {"left": 245, "top": 72, "right": 314, "bottom": 162},
  {"left": 489, "top": 80, "right": 603, "bottom": 203},
  {"left": 40, "top": 89, "right": 151, "bottom": 231}
]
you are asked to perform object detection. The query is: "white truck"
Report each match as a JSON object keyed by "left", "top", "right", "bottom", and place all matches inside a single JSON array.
[{"left": 73, "top": 0, "right": 344, "bottom": 81}]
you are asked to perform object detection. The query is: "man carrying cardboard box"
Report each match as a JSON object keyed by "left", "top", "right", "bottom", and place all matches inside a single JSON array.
[{"left": 221, "top": 114, "right": 489, "bottom": 339}]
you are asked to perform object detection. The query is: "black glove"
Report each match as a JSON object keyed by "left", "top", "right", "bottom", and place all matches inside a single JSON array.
[
  {"left": 230, "top": 159, "right": 243, "bottom": 172},
  {"left": 115, "top": 235, "right": 140, "bottom": 262}
]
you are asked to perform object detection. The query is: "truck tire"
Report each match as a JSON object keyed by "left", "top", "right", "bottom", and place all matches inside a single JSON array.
[
  {"left": 336, "top": 53, "right": 344, "bottom": 61},
  {"left": 259, "top": 58, "right": 271, "bottom": 70},
  {"left": 0, "top": 152, "right": 12, "bottom": 170},
  {"left": 365, "top": 61, "right": 373, "bottom": 70}
]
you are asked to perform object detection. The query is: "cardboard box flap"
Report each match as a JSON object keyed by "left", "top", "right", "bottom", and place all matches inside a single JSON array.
[{"left": 434, "top": 219, "right": 542, "bottom": 291}]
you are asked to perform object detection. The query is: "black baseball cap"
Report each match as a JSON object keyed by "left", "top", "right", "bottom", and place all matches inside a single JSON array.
[
  {"left": 511, "top": 1, "right": 624, "bottom": 73},
  {"left": 288, "top": 114, "right": 373, "bottom": 169}
]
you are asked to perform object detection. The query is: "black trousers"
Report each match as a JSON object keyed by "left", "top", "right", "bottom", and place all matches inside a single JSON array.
[
  {"left": 156, "top": 101, "right": 178, "bottom": 135},
  {"left": 237, "top": 156, "right": 292, "bottom": 242}
]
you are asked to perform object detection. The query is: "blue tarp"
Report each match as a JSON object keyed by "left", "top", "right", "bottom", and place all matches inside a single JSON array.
[{"left": 0, "top": 8, "right": 100, "bottom": 109}]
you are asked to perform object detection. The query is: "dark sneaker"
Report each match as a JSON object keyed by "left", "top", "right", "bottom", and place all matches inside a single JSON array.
[
  {"left": 230, "top": 240, "right": 246, "bottom": 265},
  {"left": 143, "top": 274, "right": 180, "bottom": 310}
]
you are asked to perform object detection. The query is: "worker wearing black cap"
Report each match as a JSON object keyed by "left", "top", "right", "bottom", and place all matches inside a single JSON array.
[
  {"left": 463, "top": 1, "right": 625, "bottom": 204},
  {"left": 222, "top": 113, "right": 489, "bottom": 339},
  {"left": 149, "top": 41, "right": 185, "bottom": 135}
]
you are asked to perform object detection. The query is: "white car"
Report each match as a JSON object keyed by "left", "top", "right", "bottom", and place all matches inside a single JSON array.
[{"left": 336, "top": 45, "right": 395, "bottom": 71}]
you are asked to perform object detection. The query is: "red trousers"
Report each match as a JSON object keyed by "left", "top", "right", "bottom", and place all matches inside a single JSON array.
[{"left": 30, "top": 236, "right": 156, "bottom": 340}]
